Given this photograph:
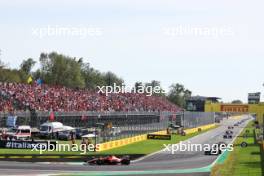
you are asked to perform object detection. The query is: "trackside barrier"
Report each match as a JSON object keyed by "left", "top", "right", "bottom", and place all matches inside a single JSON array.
[
  {"left": 231, "top": 115, "right": 243, "bottom": 120},
  {"left": 97, "top": 130, "right": 167, "bottom": 152},
  {"left": 184, "top": 123, "right": 216, "bottom": 135},
  {"left": 98, "top": 124, "right": 216, "bottom": 152}
]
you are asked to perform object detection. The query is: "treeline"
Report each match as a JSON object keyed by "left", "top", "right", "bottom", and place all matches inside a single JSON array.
[
  {"left": 0, "top": 52, "right": 192, "bottom": 108},
  {"left": 0, "top": 52, "right": 123, "bottom": 89}
]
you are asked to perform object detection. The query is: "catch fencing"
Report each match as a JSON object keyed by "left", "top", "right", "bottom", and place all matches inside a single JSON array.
[{"left": 0, "top": 111, "right": 215, "bottom": 143}]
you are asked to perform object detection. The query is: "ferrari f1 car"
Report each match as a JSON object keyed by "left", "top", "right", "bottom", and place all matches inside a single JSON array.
[{"left": 87, "top": 155, "right": 130, "bottom": 165}]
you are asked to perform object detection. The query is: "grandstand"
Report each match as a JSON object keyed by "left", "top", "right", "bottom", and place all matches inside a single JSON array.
[{"left": 0, "top": 82, "right": 180, "bottom": 113}]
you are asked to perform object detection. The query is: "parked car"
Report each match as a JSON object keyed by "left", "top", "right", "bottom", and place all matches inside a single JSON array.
[
  {"left": 0, "top": 128, "right": 16, "bottom": 140},
  {"left": 58, "top": 128, "right": 76, "bottom": 140},
  {"left": 76, "top": 128, "right": 89, "bottom": 139}
]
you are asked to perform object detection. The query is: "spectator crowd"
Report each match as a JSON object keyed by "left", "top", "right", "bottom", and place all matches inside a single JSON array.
[{"left": 0, "top": 82, "right": 180, "bottom": 113}]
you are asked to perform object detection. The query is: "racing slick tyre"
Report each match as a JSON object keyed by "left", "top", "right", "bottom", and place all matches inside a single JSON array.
[
  {"left": 96, "top": 159, "right": 104, "bottom": 165},
  {"left": 121, "top": 159, "right": 130, "bottom": 165}
]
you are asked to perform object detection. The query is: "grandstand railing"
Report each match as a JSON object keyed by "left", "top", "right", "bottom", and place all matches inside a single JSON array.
[{"left": 0, "top": 111, "right": 165, "bottom": 117}]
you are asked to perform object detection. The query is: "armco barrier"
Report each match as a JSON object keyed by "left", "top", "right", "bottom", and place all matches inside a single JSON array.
[
  {"left": 184, "top": 123, "right": 216, "bottom": 135},
  {"left": 97, "top": 130, "right": 167, "bottom": 152},
  {"left": 98, "top": 134, "right": 147, "bottom": 151}
]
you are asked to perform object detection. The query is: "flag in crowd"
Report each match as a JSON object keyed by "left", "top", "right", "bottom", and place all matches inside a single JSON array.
[
  {"left": 27, "top": 76, "right": 33, "bottom": 84},
  {"left": 49, "top": 111, "right": 55, "bottom": 121},
  {"left": 81, "top": 115, "right": 87, "bottom": 121},
  {"left": 36, "top": 78, "right": 43, "bottom": 86}
]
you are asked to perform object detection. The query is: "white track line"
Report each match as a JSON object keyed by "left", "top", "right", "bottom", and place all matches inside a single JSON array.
[
  {"left": 210, "top": 118, "right": 252, "bottom": 167},
  {"left": 132, "top": 125, "right": 222, "bottom": 163}
]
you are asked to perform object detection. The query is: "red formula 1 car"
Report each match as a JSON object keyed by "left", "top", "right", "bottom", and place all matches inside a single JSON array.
[{"left": 87, "top": 155, "right": 130, "bottom": 165}]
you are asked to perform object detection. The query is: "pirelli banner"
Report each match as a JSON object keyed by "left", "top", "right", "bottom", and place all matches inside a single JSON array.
[
  {"left": 220, "top": 105, "right": 249, "bottom": 113},
  {"left": 147, "top": 134, "right": 171, "bottom": 140}
]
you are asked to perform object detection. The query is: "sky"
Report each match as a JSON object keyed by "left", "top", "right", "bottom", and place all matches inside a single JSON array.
[{"left": 0, "top": 0, "right": 264, "bottom": 102}]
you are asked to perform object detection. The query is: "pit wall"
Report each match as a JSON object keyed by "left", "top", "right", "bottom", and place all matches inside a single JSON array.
[{"left": 97, "top": 124, "right": 216, "bottom": 152}]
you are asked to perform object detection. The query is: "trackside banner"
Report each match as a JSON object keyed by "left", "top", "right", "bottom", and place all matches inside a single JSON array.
[
  {"left": 147, "top": 134, "right": 171, "bottom": 140},
  {"left": 0, "top": 140, "right": 56, "bottom": 150}
]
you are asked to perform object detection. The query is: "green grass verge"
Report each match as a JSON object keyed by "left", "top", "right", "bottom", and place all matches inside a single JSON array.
[
  {"left": 98, "top": 132, "right": 199, "bottom": 155},
  {"left": 0, "top": 126, "right": 217, "bottom": 156},
  {"left": 211, "top": 121, "right": 263, "bottom": 176},
  {"left": 93, "top": 125, "right": 217, "bottom": 155}
]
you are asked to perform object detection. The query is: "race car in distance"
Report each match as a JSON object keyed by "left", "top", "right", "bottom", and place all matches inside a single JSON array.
[
  {"left": 228, "top": 126, "right": 234, "bottom": 129},
  {"left": 87, "top": 155, "right": 130, "bottom": 165},
  {"left": 223, "top": 133, "right": 233, "bottom": 139},
  {"left": 204, "top": 142, "right": 227, "bottom": 155},
  {"left": 225, "top": 130, "right": 233, "bottom": 135},
  {"left": 234, "top": 123, "right": 239, "bottom": 126}
]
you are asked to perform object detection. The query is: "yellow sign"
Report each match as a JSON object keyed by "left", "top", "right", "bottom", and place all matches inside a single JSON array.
[
  {"left": 220, "top": 105, "right": 249, "bottom": 112},
  {"left": 205, "top": 102, "right": 264, "bottom": 124}
]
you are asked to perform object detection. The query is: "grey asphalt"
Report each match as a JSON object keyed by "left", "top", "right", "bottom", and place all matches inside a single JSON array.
[{"left": 0, "top": 115, "right": 251, "bottom": 176}]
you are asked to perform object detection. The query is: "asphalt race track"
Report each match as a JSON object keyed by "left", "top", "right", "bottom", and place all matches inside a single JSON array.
[{"left": 0, "top": 115, "right": 252, "bottom": 176}]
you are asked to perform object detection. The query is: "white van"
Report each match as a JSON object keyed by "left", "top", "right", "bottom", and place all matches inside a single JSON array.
[
  {"left": 39, "top": 122, "right": 64, "bottom": 138},
  {"left": 13, "top": 125, "right": 31, "bottom": 140},
  {"left": 39, "top": 122, "right": 75, "bottom": 139}
]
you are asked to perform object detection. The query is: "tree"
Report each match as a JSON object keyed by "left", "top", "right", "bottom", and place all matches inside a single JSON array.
[
  {"left": 0, "top": 59, "right": 5, "bottom": 69},
  {"left": 167, "top": 83, "right": 192, "bottom": 107},
  {"left": 0, "top": 59, "right": 27, "bottom": 83},
  {"left": 0, "top": 68, "right": 23, "bottom": 83},
  {"left": 20, "top": 58, "right": 36, "bottom": 75},
  {"left": 231, "top": 100, "right": 243, "bottom": 104},
  {"left": 134, "top": 82, "right": 143, "bottom": 93},
  {"left": 104, "top": 71, "right": 123, "bottom": 86},
  {"left": 39, "top": 52, "right": 85, "bottom": 88},
  {"left": 1, "top": 52, "right": 127, "bottom": 90},
  {"left": 145, "top": 80, "right": 165, "bottom": 96},
  {"left": 80, "top": 62, "right": 106, "bottom": 90}
]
